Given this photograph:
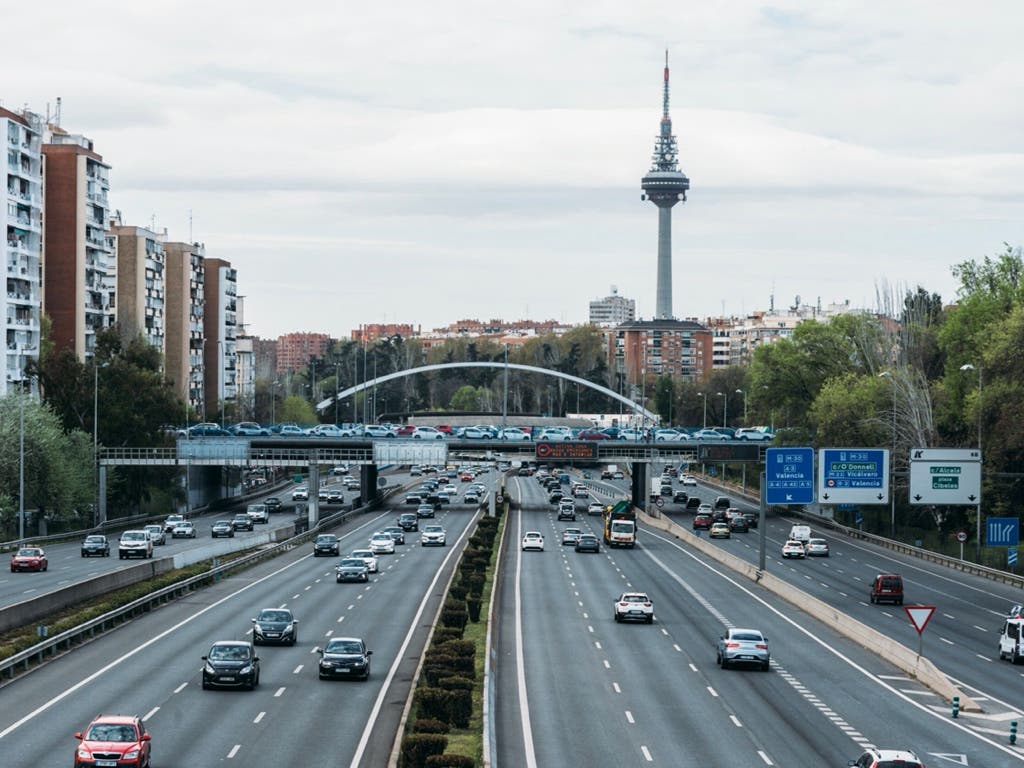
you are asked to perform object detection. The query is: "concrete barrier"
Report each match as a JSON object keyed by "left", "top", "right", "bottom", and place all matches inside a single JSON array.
[{"left": 637, "top": 507, "right": 980, "bottom": 711}]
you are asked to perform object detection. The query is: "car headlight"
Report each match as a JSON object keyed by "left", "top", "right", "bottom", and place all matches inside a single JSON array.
[
  {"left": 239, "top": 664, "right": 253, "bottom": 674},
  {"left": 124, "top": 748, "right": 140, "bottom": 759},
  {"left": 77, "top": 747, "right": 93, "bottom": 759},
  {"left": 253, "top": 625, "right": 264, "bottom": 635},
  {"left": 204, "top": 663, "right": 216, "bottom": 674}
]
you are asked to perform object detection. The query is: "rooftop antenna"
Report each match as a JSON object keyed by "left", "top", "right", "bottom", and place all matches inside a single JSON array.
[
  {"left": 188, "top": 209, "right": 193, "bottom": 243},
  {"left": 769, "top": 281, "right": 775, "bottom": 312},
  {"left": 55, "top": 97, "right": 62, "bottom": 128}
]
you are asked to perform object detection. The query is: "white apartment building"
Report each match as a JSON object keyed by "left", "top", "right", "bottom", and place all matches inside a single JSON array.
[
  {"left": 2, "top": 107, "right": 43, "bottom": 395},
  {"left": 589, "top": 286, "right": 636, "bottom": 327}
]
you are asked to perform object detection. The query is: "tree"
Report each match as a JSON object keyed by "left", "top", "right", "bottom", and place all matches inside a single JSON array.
[{"left": 280, "top": 395, "right": 316, "bottom": 424}]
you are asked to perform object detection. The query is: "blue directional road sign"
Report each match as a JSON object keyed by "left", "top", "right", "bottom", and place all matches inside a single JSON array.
[
  {"left": 1010, "top": 549, "right": 1018, "bottom": 568},
  {"left": 987, "top": 517, "right": 1020, "bottom": 547},
  {"left": 765, "top": 447, "right": 814, "bottom": 505},
  {"left": 817, "top": 448, "right": 890, "bottom": 505}
]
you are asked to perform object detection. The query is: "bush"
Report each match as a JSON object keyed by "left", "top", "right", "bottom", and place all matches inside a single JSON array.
[
  {"left": 431, "top": 627, "right": 463, "bottom": 645},
  {"left": 410, "top": 718, "right": 450, "bottom": 734},
  {"left": 437, "top": 675, "right": 473, "bottom": 692},
  {"left": 440, "top": 600, "right": 467, "bottom": 631},
  {"left": 446, "top": 687, "right": 473, "bottom": 727},
  {"left": 422, "top": 656, "right": 457, "bottom": 686},
  {"left": 436, "top": 639, "right": 475, "bottom": 659},
  {"left": 400, "top": 733, "right": 447, "bottom": 768},
  {"left": 425, "top": 754, "right": 476, "bottom": 768},
  {"left": 415, "top": 687, "right": 452, "bottom": 722},
  {"left": 448, "top": 584, "right": 468, "bottom": 601},
  {"left": 466, "top": 596, "right": 481, "bottom": 622},
  {"left": 461, "top": 573, "right": 485, "bottom": 597}
]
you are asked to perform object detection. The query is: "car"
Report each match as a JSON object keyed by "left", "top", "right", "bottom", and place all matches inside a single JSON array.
[
  {"left": 405, "top": 492, "right": 424, "bottom": 505},
  {"left": 343, "top": 477, "right": 360, "bottom": 491},
  {"left": 788, "top": 524, "right": 812, "bottom": 543},
  {"left": 163, "top": 514, "right": 185, "bottom": 533},
  {"left": 680, "top": 474, "right": 697, "bottom": 486},
  {"left": 498, "top": 427, "right": 530, "bottom": 440},
  {"left": 612, "top": 471, "right": 625, "bottom": 480},
  {"left": 672, "top": 490, "right": 689, "bottom": 504},
  {"left": 735, "top": 427, "right": 774, "bottom": 442},
  {"left": 847, "top": 749, "right": 924, "bottom": 768},
  {"left": 573, "top": 486, "right": 589, "bottom": 499},
  {"left": 81, "top": 535, "right": 111, "bottom": 557},
  {"left": 600, "top": 469, "right": 613, "bottom": 479},
  {"left": 291, "top": 486, "right": 309, "bottom": 501},
  {"left": 614, "top": 592, "right": 654, "bottom": 623},
  {"left": 684, "top": 497, "right": 703, "bottom": 512},
  {"left": 716, "top": 627, "right": 770, "bottom": 670},
  {"left": 575, "top": 534, "right": 601, "bottom": 553},
  {"left": 713, "top": 496, "right": 731, "bottom": 510},
  {"left": 317, "top": 636, "right": 372, "bottom": 680},
  {"left": 781, "top": 539, "right": 806, "bottom": 559},
  {"left": 557, "top": 502, "right": 576, "bottom": 521},
  {"left": 349, "top": 549, "right": 379, "bottom": 573},
  {"left": 74, "top": 713, "right": 151, "bottom": 768},
  {"left": 188, "top": 422, "right": 230, "bottom": 437},
  {"left": 370, "top": 532, "right": 396, "bottom": 555},
  {"left": 314, "top": 534, "right": 340, "bottom": 556},
  {"left": 742, "top": 511, "right": 759, "bottom": 529},
  {"left": 443, "top": 483, "right": 457, "bottom": 495},
  {"left": 456, "top": 426, "right": 489, "bottom": 439},
  {"left": 536, "top": 428, "right": 571, "bottom": 441},
  {"left": 382, "top": 526, "right": 406, "bottom": 545},
  {"left": 464, "top": 490, "right": 481, "bottom": 504},
  {"left": 805, "top": 538, "right": 830, "bottom": 556},
  {"left": 397, "top": 512, "right": 419, "bottom": 531},
  {"left": 318, "top": 487, "right": 330, "bottom": 502},
  {"left": 870, "top": 573, "right": 904, "bottom": 605},
  {"left": 548, "top": 489, "right": 564, "bottom": 504},
  {"left": 587, "top": 501, "right": 605, "bottom": 516},
  {"left": 251, "top": 607, "right": 299, "bottom": 646},
  {"left": 119, "top": 531, "right": 153, "bottom": 560},
  {"left": 692, "top": 428, "right": 727, "bottom": 441},
  {"left": 436, "top": 491, "right": 451, "bottom": 505},
  {"left": 259, "top": 497, "right": 281, "bottom": 514},
  {"left": 143, "top": 525, "right": 166, "bottom": 545},
  {"left": 692, "top": 513, "right": 712, "bottom": 530},
  {"left": 11, "top": 546, "right": 48, "bottom": 572},
  {"left": 309, "top": 424, "right": 352, "bottom": 438},
  {"left": 336, "top": 557, "right": 370, "bottom": 582},
  {"left": 231, "top": 421, "right": 270, "bottom": 436},
  {"left": 411, "top": 426, "right": 445, "bottom": 440},
  {"left": 211, "top": 520, "right": 235, "bottom": 538},
  {"left": 654, "top": 429, "right": 687, "bottom": 442},
  {"left": 232, "top": 513, "right": 254, "bottom": 532},
  {"left": 421, "top": 525, "right": 447, "bottom": 546},
  {"left": 616, "top": 429, "right": 647, "bottom": 441},
  {"left": 728, "top": 515, "right": 749, "bottom": 533},
  {"left": 709, "top": 522, "right": 731, "bottom": 539},
  {"left": 327, "top": 489, "right": 344, "bottom": 503},
  {"left": 416, "top": 504, "right": 436, "bottom": 519},
  {"left": 202, "top": 640, "right": 260, "bottom": 690},
  {"left": 172, "top": 521, "right": 197, "bottom": 538},
  {"left": 521, "top": 531, "right": 545, "bottom": 551},
  {"left": 696, "top": 502, "right": 713, "bottom": 515},
  {"left": 576, "top": 429, "right": 611, "bottom": 440},
  {"left": 561, "top": 528, "right": 583, "bottom": 545}
]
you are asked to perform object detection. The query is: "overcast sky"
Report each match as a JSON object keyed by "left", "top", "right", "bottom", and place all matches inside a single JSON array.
[{"left": 6, "top": 2, "right": 1023, "bottom": 339}]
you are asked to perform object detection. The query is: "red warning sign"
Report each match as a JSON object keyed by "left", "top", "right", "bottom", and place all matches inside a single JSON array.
[{"left": 904, "top": 605, "right": 936, "bottom": 635}]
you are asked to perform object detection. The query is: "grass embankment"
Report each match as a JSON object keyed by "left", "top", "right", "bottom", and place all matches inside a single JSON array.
[{"left": 399, "top": 506, "right": 506, "bottom": 768}]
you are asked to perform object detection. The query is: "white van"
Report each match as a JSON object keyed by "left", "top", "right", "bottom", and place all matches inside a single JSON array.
[
  {"left": 788, "top": 525, "right": 811, "bottom": 543},
  {"left": 999, "top": 606, "right": 1024, "bottom": 663}
]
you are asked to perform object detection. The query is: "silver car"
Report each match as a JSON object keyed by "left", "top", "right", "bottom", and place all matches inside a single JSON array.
[
  {"left": 716, "top": 627, "right": 770, "bottom": 671},
  {"left": 143, "top": 525, "right": 166, "bottom": 545}
]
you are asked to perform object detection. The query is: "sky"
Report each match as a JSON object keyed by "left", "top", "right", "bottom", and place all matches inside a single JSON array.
[{"left": 5, "top": 1, "right": 1023, "bottom": 339}]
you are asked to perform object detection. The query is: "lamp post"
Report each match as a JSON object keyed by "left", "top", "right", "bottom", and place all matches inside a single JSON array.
[
  {"left": 735, "top": 389, "right": 747, "bottom": 425},
  {"left": 217, "top": 340, "right": 225, "bottom": 429},
  {"left": 19, "top": 380, "right": 26, "bottom": 540},
  {"left": 716, "top": 392, "right": 727, "bottom": 429},
  {"left": 334, "top": 362, "right": 340, "bottom": 426},
  {"left": 271, "top": 379, "right": 279, "bottom": 424},
  {"left": 960, "top": 363, "right": 983, "bottom": 559},
  {"left": 501, "top": 343, "right": 509, "bottom": 431},
  {"left": 698, "top": 392, "right": 707, "bottom": 429},
  {"left": 878, "top": 371, "right": 896, "bottom": 537}
]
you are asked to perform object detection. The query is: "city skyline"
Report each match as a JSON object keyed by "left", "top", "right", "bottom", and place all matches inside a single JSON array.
[{"left": 5, "top": 3, "right": 1021, "bottom": 339}]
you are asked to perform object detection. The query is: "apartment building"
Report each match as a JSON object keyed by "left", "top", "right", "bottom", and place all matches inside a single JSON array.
[
  {"left": 351, "top": 323, "right": 416, "bottom": 343},
  {"left": 202, "top": 257, "right": 237, "bottom": 420},
  {"left": 41, "top": 126, "right": 113, "bottom": 360},
  {"left": 609, "top": 318, "right": 711, "bottom": 386},
  {"left": 589, "top": 286, "right": 636, "bottom": 327},
  {"left": 276, "top": 332, "right": 330, "bottom": 374},
  {"left": 164, "top": 241, "right": 205, "bottom": 414},
  {"left": 1, "top": 107, "right": 43, "bottom": 394},
  {"left": 108, "top": 213, "right": 165, "bottom": 353}
]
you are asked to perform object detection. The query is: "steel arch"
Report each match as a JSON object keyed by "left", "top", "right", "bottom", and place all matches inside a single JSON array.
[{"left": 315, "top": 361, "right": 655, "bottom": 421}]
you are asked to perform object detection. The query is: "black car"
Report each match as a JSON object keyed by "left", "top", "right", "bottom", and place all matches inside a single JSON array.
[
  {"left": 382, "top": 526, "right": 406, "bottom": 545},
  {"left": 211, "top": 520, "right": 235, "bottom": 538},
  {"left": 202, "top": 641, "right": 260, "bottom": 690},
  {"left": 548, "top": 490, "right": 564, "bottom": 503},
  {"left": 398, "top": 513, "right": 419, "bottom": 532},
  {"left": 264, "top": 497, "right": 283, "bottom": 513},
  {"left": 232, "top": 513, "right": 254, "bottom": 532},
  {"left": 251, "top": 608, "right": 299, "bottom": 646},
  {"left": 729, "top": 516, "right": 749, "bottom": 533},
  {"left": 685, "top": 497, "right": 703, "bottom": 512},
  {"left": 416, "top": 504, "right": 436, "bottom": 519},
  {"left": 314, "top": 534, "right": 340, "bottom": 557},
  {"left": 336, "top": 558, "right": 369, "bottom": 583},
  {"left": 575, "top": 534, "right": 601, "bottom": 553},
  {"left": 80, "top": 535, "right": 110, "bottom": 557},
  {"left": 317, "top": 637, "right": 372, "bottom": 680},
  {"left": 742, "top": 511, "right": 759, "bottom": 529},
  {"left": 673, "top": 490, "right": 688, "bottom": 504}
]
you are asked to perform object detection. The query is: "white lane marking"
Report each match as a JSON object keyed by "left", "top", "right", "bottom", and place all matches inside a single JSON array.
[
  {"left": 347, "top": 604, "right": 355, "bottom": 610},
  {"left": 688, "top": 663, "right": 698, "bottom": 672},
  {"left": 594, "top": 641, "right": 602, "bottom": 650},
  {"left": 941, "top": 637, "right": 955, "bottom": 645},
  {"left": 588, "top": 625, "right": 594, "bottom": 633},
  {"left": 973, "top": 625, "right": 988, "bottom": 632},
  {"left": 228, "top": 744, "right": 241, "bottom": 758},
  {"left": 254, "top": 712, "right": 265, "bottom": 724},
  {"left": 707, "top": 686, "right": 718, "bottom": 697},
  {"left": 612, "top": 682, "right": 621, "bottom": 693},
  {"left": 292, "top": 594, "right": 299, "bottom": 599},
  {"left": 730, "top": 714, "right": 742, "bottom": 727},
  {"left": 603, "top": 660, "right": 611, "bottom": 669},
  {"left": 337, "top": 616, "right": 344, "bottom": 623},
  {"left": 673, "top": 644, "right": 682, "bottom": 652},
  {"left": 275, "top": 687, "right": 286, "bottom": 697},
  {"left": 944, "top": 613, "right": 956, "bottom": 619},
  {"left": 625, "top": 710, "right": 635, "bottom": 723},
  {"left": 173, "top": 682, "right": 187, "bottom": 694},
  {"left": 758, "top": 750, "right": 774, "bottom": 765},
  {"left": 142, "top": 707, "right": 159, "bottom": 721},
  {"left": 640, "top": 745, "right": 653, "bottom": 762},
  {"left": 293, "top": 665, "right": 303, "bottom": 674}
]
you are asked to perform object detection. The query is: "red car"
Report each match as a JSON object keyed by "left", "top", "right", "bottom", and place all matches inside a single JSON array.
[
  {"left": 395, "top": 425, "right": 417, "bottom": 437},
  {"left": 576, "top": 430, "right": 611, "bottom": 440},
  {"left": 11, "top": 546, "right": 47, "bottom": 572},
  {"left": 692, "top": 514, "right": 712, "bottom": 531},
  {"left": 435, "top": 425, "right": 454, "bottom": 435},
  {"left": 74, "top": 713, "right": 151, "bottom": 768}
]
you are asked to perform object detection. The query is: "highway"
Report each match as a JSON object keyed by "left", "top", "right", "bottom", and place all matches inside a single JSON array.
[
  {"left": 494, "top": 471, "right": 1024, "bottom": 766},
  {"left": 0, "top": 489, "right": 479, "bottom": 768}
]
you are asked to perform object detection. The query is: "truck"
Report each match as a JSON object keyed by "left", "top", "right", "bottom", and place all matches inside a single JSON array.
[
  {"left": 650, "top": 478, "right": 662, "bottom": 500},
  {"left": 603, "top": 501, "right": 637, "bottom": 548}
]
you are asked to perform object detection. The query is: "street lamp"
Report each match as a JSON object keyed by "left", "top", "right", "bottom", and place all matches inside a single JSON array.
[
  {"left": 217, "top": 340, "right": 225, "bottom": 429},
  {"left": 698, "top": 392, "right": 707, "bottom": 429},
  {"left": 735, "top": 389, "right": 747, "bottom": 425},
  {"left": 271, "top": 379, "right": 279, "bottom": 424},
  {"left": 960, "top": 363, "right": 983, "bottom": 559},
  {"left": 716, "top": 392, "right": 727, "bottom": 429},
  {"left": 502, "top": 343, "right": 510, "bottom": 431},
  {"left": 334, "top": 362, "right": 340, "bottom": 426},
  {"left": 19, "top": 380, "right": 27, "bottom": 540},
  {"left": 878, "top": 371, "right": 896, "bottom": 537}
]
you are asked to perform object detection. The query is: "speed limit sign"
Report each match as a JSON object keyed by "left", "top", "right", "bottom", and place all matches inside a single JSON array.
[
  {"left": 956, "top": 530, "right": 968, "bottom": 543},
  {"left": 655, "top": 497, "right": 664, "bottom": 508}
]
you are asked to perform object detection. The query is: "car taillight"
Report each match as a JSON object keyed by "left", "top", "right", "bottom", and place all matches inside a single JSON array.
[
  {"left": 755, "top": 643, "right": 768, "bottom": 649},
  {"left": 619, "top": 602, "right": 628, "bottom": 608},
  {"left": 725, "top": 642, "right": 740, "bottom": 648},
  {"left": 644, "top": 603, "right": 652, "bottom": 607}
]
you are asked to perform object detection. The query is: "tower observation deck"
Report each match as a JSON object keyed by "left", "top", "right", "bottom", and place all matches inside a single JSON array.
[{"left": 641, "top": 51, "right": 690, "bottom": 320}]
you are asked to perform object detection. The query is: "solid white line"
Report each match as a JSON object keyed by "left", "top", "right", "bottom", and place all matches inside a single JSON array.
[
  {"left": 227, "top": 744, "right": 241, "bottom": 758},
  {"left": 275, "top": 687, "right": 286, "bottom": 697},
  {"left": 142, "top": 707, "right": 159, "bottom": 721},
  {"left": 253, "top": 712, "right": 265, "bottom": 724},
  {"left": 173, "top": 682, "right": 187, "bottom": 694},
  {"left": 707, "top": 686, "right": 718, "bottom": 697},
  {"left": 688, "top": 663, "right": 698, "bottom": 672},
  {"left": 510, "top": 505, "right": 539, "bottom": 768},
  {"left": 941, "top": 637, "right": 955, "bottom": 645}
]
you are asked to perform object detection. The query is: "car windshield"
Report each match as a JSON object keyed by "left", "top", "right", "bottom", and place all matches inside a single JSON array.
[
  {"left": 351, "top": 550, "right": 373, "bottom": 558},
  {"left": 86, "top": 724, "right": 137, "bottom": 742},
  {"left": 209, "top": 644, "right": 251, "bottom": 661},
  {"left": 317, "top": 536, "right": 336, "bottom": 543},
  {"left": 580, "top": 536, "right": 597, "bottom": 542},
  {"left": 122, "top": 533, "right": 144, "bottom": 541},
  {"left": 18, "top": 548, "right": 40, "bottom": 556},
  {"left": 326, "top": 640, "right": 364, "bottom": 654},
  {"left": 623, "top": 595, "right": 648, "bottom": 602},
  {"left": 340, "top": 559, "right": 365, "bottom": 567},
  {"left": 258, "top": 610, "right": 291, "bottom": 622},
  {"left": 86, "top": 536, "right": 105, "bottom": 543},
  {"left": 424, "top": 526, "right": 443, "bottom": 533},
  {"left": 215, "top": 521, "right": 231, "bottom": 526}
]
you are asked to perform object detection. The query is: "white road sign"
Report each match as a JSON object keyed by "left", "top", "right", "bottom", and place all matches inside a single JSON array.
[
  {"left": 909, "top": 460, "right": 981, "bottom": 505},
  {"left": 909, "top": 448, "right": 980, "bottom": 462}
]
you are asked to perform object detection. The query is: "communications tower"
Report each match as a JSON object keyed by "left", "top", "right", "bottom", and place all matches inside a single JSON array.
[{"left": 641, "top": 51, "right": 690, "bottom": 320}]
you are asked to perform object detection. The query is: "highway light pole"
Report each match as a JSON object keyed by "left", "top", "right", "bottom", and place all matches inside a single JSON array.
[
  {"left": 19, "top": 381, "right": 26, "bottom": 540},
  {"left": 334, "top": 362, "right": 340, "bottom": 426},
  {"left": 878, "top": 371, "right": 896, "bottom": 538},
  {"left": 735, "top": 389, "right": 747, "bottom": 425},
  {"left": 501, "top": 344, "right": 509, "bottom": 431},
  {"left": 960, "top": 363, "right": 983, "bottom": 559},
  {"left": 698, "top": 392, "right": 707, "bottom": 428},
  {"left": 716, "top": 391, "right": 727, "bottom": 428}
]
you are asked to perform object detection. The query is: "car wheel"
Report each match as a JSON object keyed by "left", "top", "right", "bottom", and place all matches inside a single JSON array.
[
  {"left": 42, "top": 563, "right": 47, "bottom": 571},
  {"left": 721, "top": 656, "right": 730, "bottom": 669},
  {"left": 761, "top": 661, "right": 771, "bottom": 671},
  {"left": 614, "top": 613, "right": 621, "bottom": 622},
  {"left": 336, "top": 577, "right": 343, "bottom": 583},
  {"left": 319, "top": 671, "right": 327, "bottom": 680},
  {"left": 291, "top": 635, "right": 297, "bottom": 646},
  {"left": 202, "top": 679, "right": 209, "bottom": 690},
  {"left": 646, "top": 616, "right": 654, "bottom": 624},
  {"left": 897, "top": 598, "right": 904, "bottom": 605}
]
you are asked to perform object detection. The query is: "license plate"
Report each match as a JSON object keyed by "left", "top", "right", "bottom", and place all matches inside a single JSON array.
[
  {"left": 219, "top": 676, "right": 235, "bottom": 681},
  {"left": 630, "top": 610, "right": 643, "bottom": 615},
  {"left": 741, "top": 655, "right": 755, "bottom": 659},
  {"left": 96, "top": 761, "right": 118, "bottom": 767}
]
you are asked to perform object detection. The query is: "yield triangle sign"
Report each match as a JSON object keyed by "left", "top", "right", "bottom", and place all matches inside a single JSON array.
[{"left": 905, "top": 605, "right": 936, "bottom": 635}]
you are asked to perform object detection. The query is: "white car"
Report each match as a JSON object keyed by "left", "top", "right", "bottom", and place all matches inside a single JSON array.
[
  {"left": 654, "top": 429, "right": 688, "bottom": 441},
  {"left": 172, "top": 521, "right": 196, "bottom": 538},
  {"left": 680, "top": 475, "right": 697, "bottom": 487},
  {"left": 781, "top": 539, "right": 806, "bottom": 559},
  {"left": 370, "top": 533, "right": 396, "bottom": 555},
  {"left": 443, "top": 484, "right": 457, "bottom": 495},
  {"left": 310, "top": 424, "right": 352, "bottom": 437},
  {"left": 614, "top": 591, "right": 654, "bottom": 623},
  {"left": 143, "top": 524, "right": 166, "bottom": 545},
  {"left": 697, "top": 503, "right": 713, "bottom": 515},
  {"left": 421, "top": 525, "right": 447, "bottom": 546},
  {"left": 587, "top": 502, "right": 605, "bottom": 516},
  {"left": 363, "top": 425, "right": 396, "bottom": 438},
  {"left": 805, "top": 538, "right": 830, "bottom": 557},
  {"left": 498, "top": 428, "right": 530, "bottom": 441},
  {"left": 734, "top": 427, "right": 773, "bottom": 442},
  {"left": 247, "top": 504, "right": 269, "bottom": 524},
  {"left": 348, "top": 549, "right": 379, "bottom": 573},
  {"left": 163, "top": 514, "right": 185, "bottom": 534},
  {"left": 536, "top": 428, "right": 571, "bottom": 442},
  {"left": 411, "top": 426, "right": 445, "bottom": 440},
  {"left": 616, "top": 429, "right": 647, "bottom": 441},
  {"left": 521, "top": 531, "right": 545, "bottom": 551},
  {"left": 291, "top": 487, "right": 309, "bottom": 501}
]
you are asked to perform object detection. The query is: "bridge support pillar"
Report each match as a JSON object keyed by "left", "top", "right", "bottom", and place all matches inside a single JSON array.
[
  {"left": 97, "top": 466, "right": 108, "bottom": 526},
  {"left": 363, "top": 465, "right": 379, "bottom": 504},
  {"left": 630, "top": 463, "right": 647, "bottom": 509},
  {"left": 308, "top": 455, "right": 320, "bottom": 528}
]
